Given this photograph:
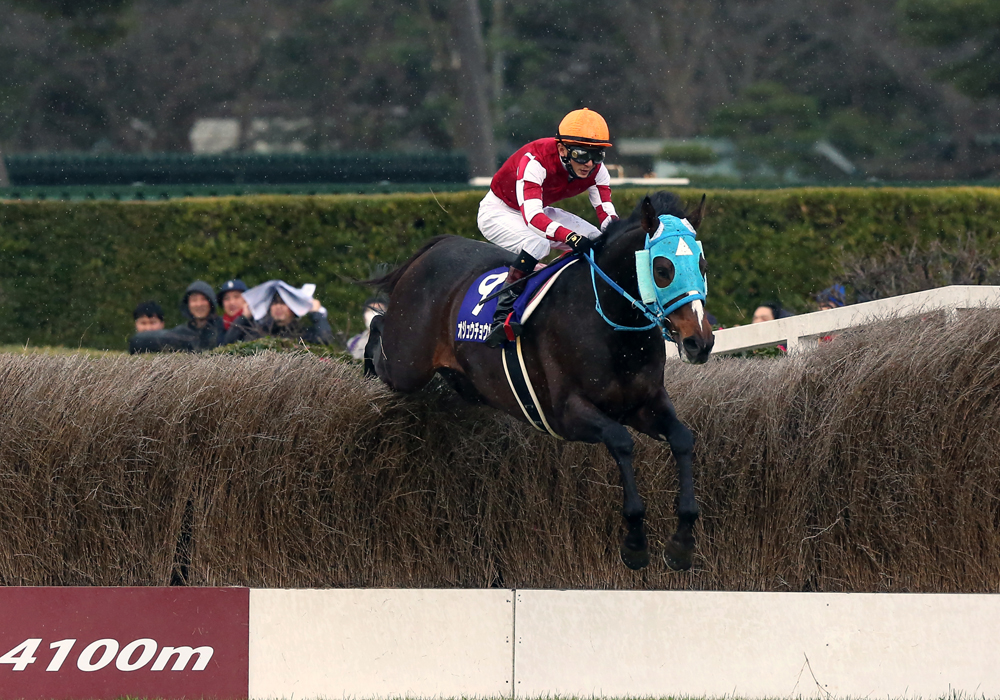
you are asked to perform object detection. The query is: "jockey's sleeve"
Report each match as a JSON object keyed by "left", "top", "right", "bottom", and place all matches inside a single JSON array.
[
  {"left": 516, "top": 152, "right": 574, "bottom": 243},
  {"left": 588, "top": 164, "right": 618, "bottom": 232}
]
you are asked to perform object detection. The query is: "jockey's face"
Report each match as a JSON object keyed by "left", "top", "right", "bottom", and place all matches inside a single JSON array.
[{"left": 558, "top": 143, "right": 595, "bottom": 178}]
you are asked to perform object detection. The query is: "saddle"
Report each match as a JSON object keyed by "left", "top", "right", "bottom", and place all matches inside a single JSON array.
[
  {"left": 454, "top": 255, "right": 578, "bottom": 344},
  {"left": 455, "top": 255, "right": 578, "bottom": 438}
]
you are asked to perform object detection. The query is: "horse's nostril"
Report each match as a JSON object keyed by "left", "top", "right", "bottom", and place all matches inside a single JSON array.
[{"left": 683, "top": 337, "right": 701, "bottom": 354}]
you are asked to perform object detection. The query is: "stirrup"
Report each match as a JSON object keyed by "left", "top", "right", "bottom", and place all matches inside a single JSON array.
[{"left": 484, "top": 312, "right": 521, "bottom": 348}]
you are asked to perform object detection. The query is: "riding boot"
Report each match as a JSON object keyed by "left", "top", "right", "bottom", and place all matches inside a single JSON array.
[{"left": 484, "top": 251, "right": 538, "bottom": 348}]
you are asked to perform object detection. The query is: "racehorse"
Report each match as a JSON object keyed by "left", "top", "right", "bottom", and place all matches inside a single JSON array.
[{"left": 364, "top": 191, "right": 714, "bottom": 570}]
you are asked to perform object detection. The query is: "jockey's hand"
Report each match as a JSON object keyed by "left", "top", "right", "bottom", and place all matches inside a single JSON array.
[{"left": 564, "top": 232, "right": 592, "bottom": 255}]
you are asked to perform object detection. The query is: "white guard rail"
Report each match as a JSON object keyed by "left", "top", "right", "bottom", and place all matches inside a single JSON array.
[
  {"left": 706, "top": 284, "right": 1000, "bottom": 356},
  {"left": 245, "top": 589, "right": 1000, "bottom": 699},
  {"left": 468, "top": 176, "right": 690, "bottom": 187}
]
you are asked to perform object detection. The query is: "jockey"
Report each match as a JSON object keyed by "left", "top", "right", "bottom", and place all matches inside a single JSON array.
[{"left": 478, "top": 107, "right": 618, "bottom": 347}]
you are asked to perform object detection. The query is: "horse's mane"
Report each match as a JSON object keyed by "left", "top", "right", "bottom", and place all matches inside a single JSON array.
[
  {"left": 595, "top": 191, "right": 689, "bottom": 252},
  {"left": 365, "top": 235, "right": 451, "bottom": 295}
]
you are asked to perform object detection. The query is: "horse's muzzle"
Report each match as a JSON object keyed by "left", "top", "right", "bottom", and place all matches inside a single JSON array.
[{"left": 681, "top": 334, "right": 714, "bottom": 364}]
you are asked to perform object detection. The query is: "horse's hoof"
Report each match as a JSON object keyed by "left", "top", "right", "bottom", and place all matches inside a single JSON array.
[
  {"left": 619, "top": 543, "right": 650, "bottom": 570},
  {"left": 663, "top": 537, "right": 693, "bottom": 572}
]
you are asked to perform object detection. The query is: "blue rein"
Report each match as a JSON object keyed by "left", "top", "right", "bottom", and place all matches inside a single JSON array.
[
  {"left": 581, "top": 214, "right": 708, "bottom": 342},
  {"left": 582, "top": 251, "right": 669, "bottom": 339}
]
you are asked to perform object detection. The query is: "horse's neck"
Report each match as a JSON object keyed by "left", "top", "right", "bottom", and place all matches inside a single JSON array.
[
  {"left": 595, "top": 228, "right": 642, "bottom": 290},
  {"left": 592, "top": 228, "right": 648, "bottom": 320}
]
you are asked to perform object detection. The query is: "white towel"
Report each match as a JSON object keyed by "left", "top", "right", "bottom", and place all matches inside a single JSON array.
[{"left": 243, "top": 280, "right": 319, "bottom": 321}]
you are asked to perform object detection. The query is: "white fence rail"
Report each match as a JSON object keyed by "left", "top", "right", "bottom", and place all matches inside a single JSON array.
[
  {"left": 247, "top": 589, "right": 1000, "bottom": 699},
  {"left": 708, "top": 284, "right": 1000, "bottom": 356},
  {"left": 468, "top": 176, "right": 690, "bottom": 187}
]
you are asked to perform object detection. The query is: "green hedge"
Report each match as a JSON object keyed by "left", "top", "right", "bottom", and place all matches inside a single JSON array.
[
  {"left": 5, "top": 152, "right": 469, "bottom": 186},
  {"left": 1, "top": 187, "right": 999, "bottom": 349}
]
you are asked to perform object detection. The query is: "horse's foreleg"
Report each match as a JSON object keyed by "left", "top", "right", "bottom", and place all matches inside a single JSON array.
[
  {"left": 630, "top": 389, "right": 699, "bottom": 571},
  {"left": 562, "top": 395, "right": 649, "bottom": 570}
]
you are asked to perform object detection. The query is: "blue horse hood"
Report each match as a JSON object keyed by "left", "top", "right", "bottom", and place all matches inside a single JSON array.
[{"left": 634, "top": 215, "right": 706, "bottom": 317}]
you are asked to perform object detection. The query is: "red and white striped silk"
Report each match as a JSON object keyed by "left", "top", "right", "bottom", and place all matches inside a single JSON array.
[
  {"left": 588, "top": 166, "right": 617, "bottom": 232},
  {"left": 514, "top": 153, "right": 617, "bottom": 242},
  {"left": 516, "top": 154, "right": 574, "bottom": 242}
]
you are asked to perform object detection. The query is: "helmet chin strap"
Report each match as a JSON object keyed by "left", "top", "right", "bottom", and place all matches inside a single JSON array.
[
  {"left": 558, "top": 140, "right": 582, "bottom": 182},
  {"left": 559, "top": 153, "right": 579, "bottom": 181}
]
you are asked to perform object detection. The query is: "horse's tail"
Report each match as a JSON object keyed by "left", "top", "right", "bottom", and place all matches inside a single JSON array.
[{"left": 365, "top": 235, "right": 453, "bottom": 295}]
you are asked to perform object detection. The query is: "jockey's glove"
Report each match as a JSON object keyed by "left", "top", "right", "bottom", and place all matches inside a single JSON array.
[{"left": 564, "top": 232, "right": 592, "bottom": 255}]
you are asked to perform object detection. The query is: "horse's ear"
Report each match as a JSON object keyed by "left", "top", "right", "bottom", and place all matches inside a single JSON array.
[
  {"left": 640, "top": 196, "right": 658, "bottom": 233},
  {"left": 687, "top": 194, "right": 707, "bottom": 231}
]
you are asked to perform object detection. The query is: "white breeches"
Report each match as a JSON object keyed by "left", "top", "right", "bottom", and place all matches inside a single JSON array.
[{"left": 477, "top": 190, "right": 602, "bottom": 261}]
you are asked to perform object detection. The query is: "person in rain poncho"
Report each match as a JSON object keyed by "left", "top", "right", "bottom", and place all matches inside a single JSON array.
[{"left": 223, "top": 280, "right": 334, "bottom": 346}]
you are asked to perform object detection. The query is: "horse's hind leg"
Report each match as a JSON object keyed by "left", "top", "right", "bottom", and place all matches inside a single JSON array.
[
  {"left": 363, "top": 314, "right": 385, "bottom": 379},
  {"left": 630, "top": 388, "right": 700, "bottom": 571},
  {"left": 562, "top": 395, "right": 649, "bottom": 570},
  {"left": 366, "top": 312, "right": 440, "bottom": 392}
]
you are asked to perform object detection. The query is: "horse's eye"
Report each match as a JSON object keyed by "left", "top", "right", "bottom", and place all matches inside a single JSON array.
[
  {"left": 699, "top": 255, "right": 707, "bottom": 276},
  {"left": 652, "top": 256, "right": 675, "bottom": 287}
]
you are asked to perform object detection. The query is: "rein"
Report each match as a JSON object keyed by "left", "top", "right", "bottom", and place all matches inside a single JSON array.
[
  {"left": 582, "top": 251, "right": 675, "bottom": 340},
  {"left": 581, "top": 215, "right": 707, "bottom": 341}
]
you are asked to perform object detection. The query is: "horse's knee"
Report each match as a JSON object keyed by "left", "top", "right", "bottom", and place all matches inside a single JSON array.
[
  {"left": 603, "top": 425, "right": 634, "bottom": 459},
  {"left": 668, "top": 421, "right": 694, "bottom": 455}
]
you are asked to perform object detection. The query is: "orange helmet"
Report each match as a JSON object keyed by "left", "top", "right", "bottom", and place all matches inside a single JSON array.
[{"left": 556, "top": 108, "right": 612, "bottom": 148}]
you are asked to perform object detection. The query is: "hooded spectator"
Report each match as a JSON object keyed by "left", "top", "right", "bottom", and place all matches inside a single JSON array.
[
  {"left": 814, "top": 284, "right": 847, "bottom": 311},
  {"left": 224, "top": 281, "right": 333, "bottom": 346},
  {"left": 133, "top": 301, "right": 165, "bottom": 333},
  {"left": 129, "top": 280, "right": 225, "bottom": 354},
  {"left": 217, "top": 279, "right": 249, "bottom": 330}
]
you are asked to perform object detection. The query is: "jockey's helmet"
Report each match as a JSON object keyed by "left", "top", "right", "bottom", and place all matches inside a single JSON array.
[{"left": 556, "top": 108, "right": 613, "bottom": 148}]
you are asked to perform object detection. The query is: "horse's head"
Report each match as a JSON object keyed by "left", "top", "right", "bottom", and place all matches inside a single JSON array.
[{"left": 636, "top": 194, "right": 714, "bottom": 364}]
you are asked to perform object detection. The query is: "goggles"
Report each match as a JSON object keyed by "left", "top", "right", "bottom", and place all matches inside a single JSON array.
[{"left": 566, "top": 147, "right": 606, "bottom": 164}]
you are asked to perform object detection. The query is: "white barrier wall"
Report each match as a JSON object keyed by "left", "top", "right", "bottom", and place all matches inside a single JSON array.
[
  {"left": 514, "top": 590, "right": 1000, "bottom": 698},
  {"left": 248, "top": 589, "right": 1000, "bottom": 699},
  {"left": 249, "top": 589, "right": 513, "bottom": 699}
]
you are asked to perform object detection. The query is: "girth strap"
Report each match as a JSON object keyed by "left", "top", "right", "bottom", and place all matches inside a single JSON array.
[{"left": 501, "top": 337, "right": 563, "bottom": 439}]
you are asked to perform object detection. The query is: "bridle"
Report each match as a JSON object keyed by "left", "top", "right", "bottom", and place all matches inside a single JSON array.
[{"left": 581, "top": 215, "right": 707, "bottom": 343}]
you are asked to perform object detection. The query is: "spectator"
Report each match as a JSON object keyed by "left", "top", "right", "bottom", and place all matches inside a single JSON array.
[
  {"left": 175, "top": 280, "right": 226, "bottom": 350},
  {"left": 814, "top": 284, "right": 847, "bottom": 311},
  {"left": 346, "top": 297, "right": 388, "bottom": 360},
  {"left": 752, "top": 301, "right": 794, "bottom": 324},
  {"left": 129, "top": 280, "right": 225, "bottom": 354},
  {"left": 133, "top": 301, "right": 165, "bottom": 333},
  {"left": 224, "top": 280, "right": 333, "bottom": 345},
  {"left": 814, "top": 284, "right": 847, "bottom": 344},
  {"left": 217, "top": 279, "right": 249, "bottom": 330}
]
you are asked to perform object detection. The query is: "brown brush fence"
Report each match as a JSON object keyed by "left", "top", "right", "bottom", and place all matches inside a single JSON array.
[{"left": 1, "top": 310, "right": 999, "bottom": 591}]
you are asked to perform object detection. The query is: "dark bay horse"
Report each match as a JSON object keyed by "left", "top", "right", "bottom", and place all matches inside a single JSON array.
[{"left": 365, "top": 191, "right": 714, "bottom": 570}]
